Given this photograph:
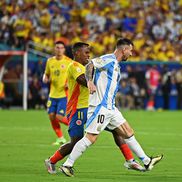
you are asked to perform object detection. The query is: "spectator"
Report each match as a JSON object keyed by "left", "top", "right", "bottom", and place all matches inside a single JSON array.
[
  {"left": 0, "top": 0, "right": 181, "bottom": 61},
  {"left": 115, "top": 80, "right": 134, "bottom": 110},
  {"left": 175, "top": 68, "right": 182, "bottom": 109},
  {"left": 145, "top": 65, "right": 161, "bottom": 110},
  {"left": 28, "top": 75, "right": 42, "bottom": 109}
]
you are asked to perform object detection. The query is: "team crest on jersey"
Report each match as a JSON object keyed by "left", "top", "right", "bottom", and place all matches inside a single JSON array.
[
  {"left": 95, "top": 58, "right": 102, "bottom": 63},
  {"left": 61, "top": 64, "right": 65, "bottom": 69},
  {"left": 76, "top": 67, "right": 82, "bottom": 73},
  {"left": 76, "top": 120, "right": 82, "bottom": 125}
]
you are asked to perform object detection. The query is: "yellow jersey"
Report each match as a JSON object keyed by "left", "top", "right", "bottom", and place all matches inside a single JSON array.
[
  {"left": 66, "top": 61, "right": 89, "bottom": 114},
  {"left": 45, "top": 55, "right": 72, "bottom": 98}
]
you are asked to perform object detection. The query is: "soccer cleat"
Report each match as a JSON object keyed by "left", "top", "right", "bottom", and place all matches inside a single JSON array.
[
  {"left": 44, "top": 158, "right": 56, "bottom": 174},
  {"left": 144, "top": 154, "right": 163, "bottom": 171},
  {"left": 124, "top": 160, "right": 146, "bottom": 172},
  {"left": 52, "top": 137, "right": 67, "bottom": 145},
  {"left": 60, "top": 165, "right": 74, "bottom": 177}
]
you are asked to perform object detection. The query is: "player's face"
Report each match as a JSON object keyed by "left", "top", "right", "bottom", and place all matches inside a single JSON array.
[
  {"left": 79, "top": 46, "right": 90, "bottom": 65},
  {"left": 55, "top": 43, "right": 65, "bottom": 57},
  {"left": 121, "top": 44, "right": 133, "bottom": 61}
]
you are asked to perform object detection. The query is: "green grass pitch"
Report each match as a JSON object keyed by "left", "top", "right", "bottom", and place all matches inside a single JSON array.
[{"left": 0, "top": 110, "right": 182, "bottom": 182}]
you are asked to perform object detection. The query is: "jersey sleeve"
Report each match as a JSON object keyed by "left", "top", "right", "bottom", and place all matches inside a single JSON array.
[
  {"left": 92, "top": 57, "right": 113, "bottom": 69},
  {"left": 44, "top": 59, "right": 50, "bottom": 75},
  {"left": 69, "top": 63, "right": 85, "bottom": 80}
]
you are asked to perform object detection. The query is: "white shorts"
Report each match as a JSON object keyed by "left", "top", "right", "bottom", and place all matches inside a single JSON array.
[{"left": 85, "top": 105, "right": 126, "bottom": 134}]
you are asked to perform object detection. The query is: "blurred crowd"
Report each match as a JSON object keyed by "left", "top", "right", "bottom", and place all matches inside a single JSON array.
[
  {"left": 0, "top": 62, "right": 182, "bottom": 110},
  {"left": 0, "top": 61, "right": 48, "bottom": 109},
  {"left": 0, "top": 0, "right": 182, "bottom": 110},
  {"left": 115, "top": 65, "right": 182, "bottom": 110},
  {"left": 0, "top": 0, "right": 182, "bottom": 62}
]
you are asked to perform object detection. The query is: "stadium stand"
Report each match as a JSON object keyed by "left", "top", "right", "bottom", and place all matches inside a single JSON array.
[{"left": 0, "top": 0, "right": 181, "bottom": 110}]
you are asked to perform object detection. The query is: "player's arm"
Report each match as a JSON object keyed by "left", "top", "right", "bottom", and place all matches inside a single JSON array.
[
  {"left": 85, "top": 61, "right": 94, "bottom": 81},
  {"left": 76, "top": 74, "right": 87, "bottom": 87},
  {"left": 43, "top": 59, "right": 50, "bottom": 84},
  {"left": 85, "top": 61, "right": 96, "bottom": 94}
]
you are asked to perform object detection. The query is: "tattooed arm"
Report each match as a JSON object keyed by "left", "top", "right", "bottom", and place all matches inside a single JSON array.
[
  {"left": 85, "top": 61, "right": 94, "bottom": 81},
  {"left": 76, "top": 61, "right": 94, "bottom": 87},
  {"left": 85, "top": 61, "right": 96, "bottom": 94}
]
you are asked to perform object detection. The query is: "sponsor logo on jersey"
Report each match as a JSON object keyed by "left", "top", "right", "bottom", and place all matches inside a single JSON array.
[
  {"left": 95, "top": 58, "right": 102, "bottom": 63},
  {"left": 76, "top": 120, "right": 82, "bottom": 125}
]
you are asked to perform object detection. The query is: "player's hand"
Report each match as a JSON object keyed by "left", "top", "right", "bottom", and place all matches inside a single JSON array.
[
  {"left": 87, "top": 80, "right": 96, "bottom": 94},
  {"left": 43, "top": 74, "right": 49, "bottom": 83}
]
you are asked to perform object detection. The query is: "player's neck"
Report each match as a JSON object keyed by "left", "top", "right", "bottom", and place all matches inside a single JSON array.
[
  {"left": 74, "top": 58, "right": 84, "bottom": 65},
  {"left": 55, "top": 55, "right": 63, "bottom": 60}
]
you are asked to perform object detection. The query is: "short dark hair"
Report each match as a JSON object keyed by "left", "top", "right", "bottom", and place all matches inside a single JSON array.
[
  {"left": 72, "top": 42, "right": 89, "bottom": 54},
  {"left": 116, "top": 38, "right": 133, "bottom": 48},
  {"left": 55, "top": 40, "right": 65, "bottom": 47}
]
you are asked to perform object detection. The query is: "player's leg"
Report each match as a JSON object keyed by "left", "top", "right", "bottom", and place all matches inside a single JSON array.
[
  {"left": 52, "top": 97, "right": 69, "bottom": 145},
  {"left": 112, "top": 108, "right": 163, "bottom": 170},
  {"left": 60, "top": 106, "right": 110, "bottom": 176},
  {"left": 45, "top": 108, "right": 87, "bottom": 174},
  {"left": 49, "top": 113, "right": 66, "bottom": 145},
  {"left": 60, "top": 132, "right": 97, "bottom": 177},
  {"left": 110, "top": 130, "right": 145, "bottom": 171},
  {"left": 111, "top": 129, "right": 133, "bottom": 160},
  {"left": 47, "top": 98, "right": 62, "bottom": 137},
  {"left": 56, "top": 97, "right": 69, "bottom": 126},
  {"left": 50, "top": 108, "right": 87, "bottom": 163},
  {"left": 47, "top": 98, "right": 63, "bottom": 142},
  {"left": 47, "top": 98, "right": 66, "bottom": 145},
  {"left": 45, "top": 136, "right": 82, "bottom": 174}
]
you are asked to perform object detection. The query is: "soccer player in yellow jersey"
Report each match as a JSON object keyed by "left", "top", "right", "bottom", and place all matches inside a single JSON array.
[
  {"left": 43, "top": 40, "right": 72, "bottom": 145},
  {"left": 45, "top": 42, "right": 145, "bottom": 174}
]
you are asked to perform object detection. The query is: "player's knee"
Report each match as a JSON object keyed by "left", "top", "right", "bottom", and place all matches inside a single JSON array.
[
  {"left": 85, "top": 133, "right": 98, "bottom": 144},
  {"left": 69, "top": 141, "right": 76, "bottom": 149},
  {"left": 49, "top": 114, "right": 56, "bottom": 121},
  {"left": 126, "top": 128, "right": 134, "bottom": 138},
  {"left": 56, "top": 114, "right": 63, "bottom": 121},
  {"left": 71, "top": 137, "right": 82, "bottom": 146}
]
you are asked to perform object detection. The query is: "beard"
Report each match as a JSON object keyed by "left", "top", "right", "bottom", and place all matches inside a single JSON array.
[
  {"left": 122, "top": 57, "right": 128, "bottom": 62},
  {"left": 121, "top": 55, "right": 129, "bottom": 62},
  {"left": 122, "top": 58, "right": 127, "bottom": 62}
]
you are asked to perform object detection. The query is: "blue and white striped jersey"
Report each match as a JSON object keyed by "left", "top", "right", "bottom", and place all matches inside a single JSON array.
[{"left": 89, "top": 53, "right": 121, "bottom": 110}]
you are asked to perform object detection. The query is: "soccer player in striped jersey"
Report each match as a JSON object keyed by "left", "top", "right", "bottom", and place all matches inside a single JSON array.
[
  {"left": 45, "top": 42, "right": 144, "bottom": 174},
  {"left": 61, "top": 38, "right": 163, "bottom": 177},
  {"left": 43, "top": 40, "right": 72, "bottom": 145}
]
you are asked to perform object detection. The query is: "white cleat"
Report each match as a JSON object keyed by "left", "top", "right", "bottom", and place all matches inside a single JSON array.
[
  {"left": 144, "top": 154, "right": 163, "bottom": 171},
  {"left": 44, "top": 158, "right": 56, "bottom": 174},
  {"left": 124, "top": 160, "right": 145, "bottom": 172},
  {"left": 60, "top": 165, "right": 74, "bottom": 177}
]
